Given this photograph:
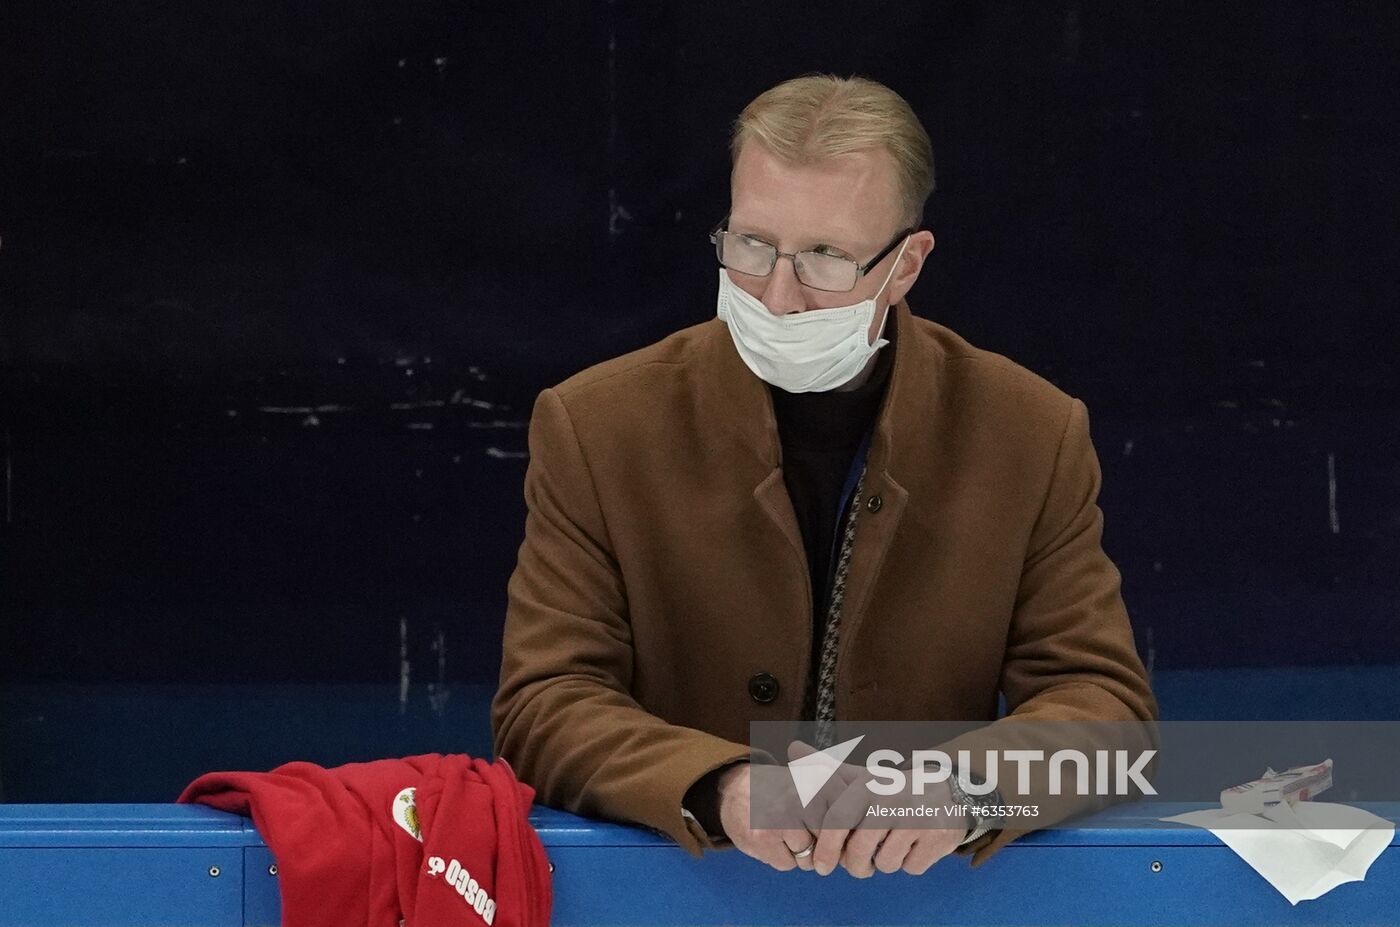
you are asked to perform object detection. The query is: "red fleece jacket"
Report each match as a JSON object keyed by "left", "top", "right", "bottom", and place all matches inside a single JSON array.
[{"left": 179, "top": 754, "right": 551, "bottom": 927}]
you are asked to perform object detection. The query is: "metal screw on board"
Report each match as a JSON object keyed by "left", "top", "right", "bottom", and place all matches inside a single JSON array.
[
  {"left": 269, "top": 864, "right": 279, "bottom": 876},
  {"left": 1150, "top": 860, "right": 1163, "bottom": 873},
  {"left": 208, "top": 866, "right": 221, "bottom": 878}
]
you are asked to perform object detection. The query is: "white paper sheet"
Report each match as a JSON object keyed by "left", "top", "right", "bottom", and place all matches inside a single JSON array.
[{"left": 1161, "top": 802, "right": 1394, "bottom": 905}]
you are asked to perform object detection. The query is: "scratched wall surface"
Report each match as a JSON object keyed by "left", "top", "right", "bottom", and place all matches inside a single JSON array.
[{"left": 2, "top": 1, "right": 1398, "bottom": 689}]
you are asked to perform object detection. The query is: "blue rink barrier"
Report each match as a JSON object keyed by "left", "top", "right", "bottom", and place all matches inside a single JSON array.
[{"left": 0, "top": 803, "right": 1397, "bottom": 926}]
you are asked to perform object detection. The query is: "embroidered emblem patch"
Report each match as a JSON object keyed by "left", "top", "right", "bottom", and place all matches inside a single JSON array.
[{"left": 392, "top": 787, "right": 422, "bottom": 842}]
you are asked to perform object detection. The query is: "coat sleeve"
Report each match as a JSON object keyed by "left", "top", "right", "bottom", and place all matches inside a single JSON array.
[
  {"left": 945, "top": 397, "right": 1160, "bottom": 867},
  {"left": 490, "top": 387, "right": 754, "bottom": 857}
]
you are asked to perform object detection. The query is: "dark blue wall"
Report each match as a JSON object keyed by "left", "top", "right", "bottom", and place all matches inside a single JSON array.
[{"left": 3, "top": 1, "right": 1398, "bottom": 690}]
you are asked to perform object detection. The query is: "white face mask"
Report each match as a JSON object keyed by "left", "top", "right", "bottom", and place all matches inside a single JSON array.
[{"left": 716, "top": 236, "right": 909, "bottom": 393}]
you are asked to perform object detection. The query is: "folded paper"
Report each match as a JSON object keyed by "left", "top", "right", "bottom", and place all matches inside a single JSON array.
[{"left": 1162, "top": 801, "right": 1393, "bottom": 905}]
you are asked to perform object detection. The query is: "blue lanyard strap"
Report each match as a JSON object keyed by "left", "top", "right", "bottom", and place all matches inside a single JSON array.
[{"left": 836, "top": 427, "right": 875, "bottom": 527}]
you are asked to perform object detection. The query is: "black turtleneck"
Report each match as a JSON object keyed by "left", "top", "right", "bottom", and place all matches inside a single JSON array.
[{"left": 768, "top": 315, "right": 896, "bottom": 684}]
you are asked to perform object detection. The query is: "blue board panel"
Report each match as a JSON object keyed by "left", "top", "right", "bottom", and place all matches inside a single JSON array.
[
  {"left": 538, "top": 843, "right": 1400, "bottom": 927},
  {"left": 0, "top": 847, "right": 244, "bottom": 927},
  {"left": 242, "top": 846, "right": 281, "bottom": 927},
  {"left": 1, "top": 804, "right": 1397, "bottom": 926}
]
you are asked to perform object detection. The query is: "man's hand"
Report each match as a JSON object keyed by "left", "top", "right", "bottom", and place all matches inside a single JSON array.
[
  {"left": 715, "top": 741, "right": 966, "bottom": 878},
  {"left": 714, "top": 763, "right": 820, "bottom": 871},
  {"left": 809, "top": 765, "right": 965, "bottom": 878}
]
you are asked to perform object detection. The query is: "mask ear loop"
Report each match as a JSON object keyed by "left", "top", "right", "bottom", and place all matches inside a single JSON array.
[{"left": 868, "top": 235, "right": 911, "bottom": 345}]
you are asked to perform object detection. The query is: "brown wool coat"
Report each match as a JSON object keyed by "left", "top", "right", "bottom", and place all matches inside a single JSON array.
[{"left": 491, "top": 301, "right": 1158, "bottom": 866}]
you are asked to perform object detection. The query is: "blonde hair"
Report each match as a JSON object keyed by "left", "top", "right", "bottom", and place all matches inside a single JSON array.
[{"left": 731, "top": 74, "right": 934, "bottom": 227}]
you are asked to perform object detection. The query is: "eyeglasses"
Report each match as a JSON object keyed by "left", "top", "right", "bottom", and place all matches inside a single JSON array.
[{"left": 710, "top": 218, "right": 913, "bottom": 293}]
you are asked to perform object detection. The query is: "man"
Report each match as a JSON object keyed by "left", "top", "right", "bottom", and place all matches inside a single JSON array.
[{"left": 491, "top": 75, "right": 1156, "bottom": 879}]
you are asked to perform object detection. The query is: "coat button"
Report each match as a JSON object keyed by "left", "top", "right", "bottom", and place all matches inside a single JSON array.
[
  {"left": 866, "top": 494, "right": 883, "bottom": 513},
  {"left": 748, "top": 672, "right": 779, "bottom": 704}
]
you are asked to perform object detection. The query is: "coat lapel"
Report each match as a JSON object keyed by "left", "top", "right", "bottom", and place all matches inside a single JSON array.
[
  {"left": 694, "top": 318, "right": 815, "bottom": 688},
  {"left": 693, "top": 314, "right": 802, "bottom": 555},
  {"left": 829, "top": 302, "right": 946, "bottom": 698},
  {"left": 753, "top": 469, "right": 808, "bottom": 579}
]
